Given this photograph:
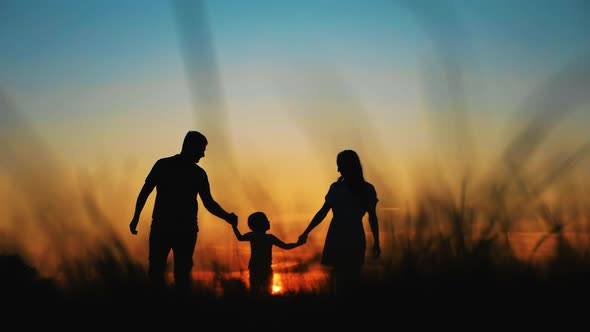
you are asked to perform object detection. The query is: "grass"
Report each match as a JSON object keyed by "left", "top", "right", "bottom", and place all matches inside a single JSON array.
[
  {"left": 3, "top": 216, "right": 590, "bottom": 325},
  {"left": 3, "top": 171, "right": 590, "bottom": 325}
]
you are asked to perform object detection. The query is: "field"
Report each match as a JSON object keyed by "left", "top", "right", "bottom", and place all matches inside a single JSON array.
[{"left": 4, "top": 221, "right": 590, "bottom": 327}]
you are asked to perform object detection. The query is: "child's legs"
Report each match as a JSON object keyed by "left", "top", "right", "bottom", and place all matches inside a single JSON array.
[{"left": 249, "top": 268, "right": 273, "bottom": 295}]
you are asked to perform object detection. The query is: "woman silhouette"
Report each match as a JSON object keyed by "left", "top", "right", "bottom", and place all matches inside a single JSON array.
[{"left": 299, "top": 149, "right": 380, "bottom": 295}]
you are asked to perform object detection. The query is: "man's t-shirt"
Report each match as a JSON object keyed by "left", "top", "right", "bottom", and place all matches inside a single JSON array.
[{"left": 145, "top": 154, "right": 208, "bottom": 227}]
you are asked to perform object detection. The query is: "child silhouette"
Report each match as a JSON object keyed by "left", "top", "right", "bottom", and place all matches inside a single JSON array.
[{"left": 232, "top": 211, "right": 305, "bottom": 296}]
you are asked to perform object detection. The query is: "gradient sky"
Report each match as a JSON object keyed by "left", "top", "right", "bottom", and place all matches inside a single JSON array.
[
  {"left": 2, "top": 0, "right": 588, "bottom": 158},
  {"left": 1, "top": 0, "right": 589, "bottom": 278}
]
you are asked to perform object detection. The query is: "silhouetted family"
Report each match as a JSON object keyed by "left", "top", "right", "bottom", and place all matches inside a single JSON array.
[{"left": 129, "top": 130, "right": 380, "bottom": 298}]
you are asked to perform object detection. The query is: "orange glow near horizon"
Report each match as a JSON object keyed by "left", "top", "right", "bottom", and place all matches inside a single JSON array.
[
  {"left": 2, "top": 152, "right": 590, "bottom": 292},
  {"left": 156, "top": 229, "right": 589, "bottom": 296}
]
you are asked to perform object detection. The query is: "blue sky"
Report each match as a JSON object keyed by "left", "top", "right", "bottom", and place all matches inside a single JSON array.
[
  {"left": 2, "top": 0, "right": 588, "bottom": 89},
  {"left": 1, "top": 0, "right": 589, "bottom": 189}
]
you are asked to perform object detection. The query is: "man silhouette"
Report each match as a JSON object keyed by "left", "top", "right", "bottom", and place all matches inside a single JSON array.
[{"left": 129, "top": 130, "right": 238, "bottom": 297}]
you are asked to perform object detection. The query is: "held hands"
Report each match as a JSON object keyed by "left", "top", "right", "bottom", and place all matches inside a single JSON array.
[
  {"left": 297, "top": 232, "right": 308, "bottom": 245},
  {"left": 296, "top": 234, "right": 307, "bottom": 246},
  {"left": 227, "top": 213, "right": 238, "bottom": 227}
]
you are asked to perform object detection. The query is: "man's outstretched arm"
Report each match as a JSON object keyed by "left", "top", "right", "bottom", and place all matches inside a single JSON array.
[
  {"left": 129, "top": 182, "right": 155, "bottom": 234},
  {"left": 199, "top": 184, "right": 237, "bottom": 225}
]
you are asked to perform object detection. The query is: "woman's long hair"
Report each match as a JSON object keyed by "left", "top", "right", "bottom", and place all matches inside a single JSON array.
[{"left": 337, "top": 150, "right": 370, "bottom": 209}]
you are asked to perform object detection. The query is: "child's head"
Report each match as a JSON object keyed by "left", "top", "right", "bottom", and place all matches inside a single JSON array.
[{"left": 248, "top": 212, "right": 271, "bottom": 232}]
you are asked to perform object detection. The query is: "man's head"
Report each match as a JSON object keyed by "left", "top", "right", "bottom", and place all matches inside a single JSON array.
[{"left": 181, "top": 131, "right": 208, "bottom": 163}]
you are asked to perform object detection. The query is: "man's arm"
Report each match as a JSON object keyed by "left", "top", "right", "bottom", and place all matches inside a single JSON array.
[
  {"left": 199, "top": 178, "right": 237, "bottom": 225},
  {"left": 129, "top": 181, "right": 155, "bottom": 235}
]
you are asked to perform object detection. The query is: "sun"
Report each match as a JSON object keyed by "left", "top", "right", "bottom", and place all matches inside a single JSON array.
[{"left": 271, "top": 273, "right": 283, "bottom": 295}]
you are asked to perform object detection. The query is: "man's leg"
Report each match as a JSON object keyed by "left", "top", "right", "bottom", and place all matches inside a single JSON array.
[
  {"left": 172, "top": 228, "right": 197, "bottom": 297},
  {"left": 148, "top": 224, "right": 171, "bottom": 297}
]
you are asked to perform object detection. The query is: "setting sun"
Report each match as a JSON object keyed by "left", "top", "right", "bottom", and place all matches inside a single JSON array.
[{"left": 271, "top": 274, "right": 283, "bottom": 295}]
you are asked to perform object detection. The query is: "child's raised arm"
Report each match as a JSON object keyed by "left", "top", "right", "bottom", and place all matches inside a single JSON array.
[{"left": 232, "top": 223, "right": 248, "bottom": 241}]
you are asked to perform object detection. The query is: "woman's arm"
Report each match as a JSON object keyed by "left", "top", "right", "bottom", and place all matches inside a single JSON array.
[
  {"left": 272, "top": 235, "right": 304, "bottom": 250},
  {"left": 299, "top": 202, "right": 331, "bottom": 242},
  {"left": 367, "top": 205, "right": 381, "bottom": 258}
]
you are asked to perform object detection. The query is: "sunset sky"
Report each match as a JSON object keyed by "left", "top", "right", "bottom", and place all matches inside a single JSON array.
[{"left": 1, "top": 0, "right": 589, "bottom": 282}]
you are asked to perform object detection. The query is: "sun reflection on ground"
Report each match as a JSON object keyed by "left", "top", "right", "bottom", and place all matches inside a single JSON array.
[{"left": 164, "top": 263, "right": 330, "bottom": 296}]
